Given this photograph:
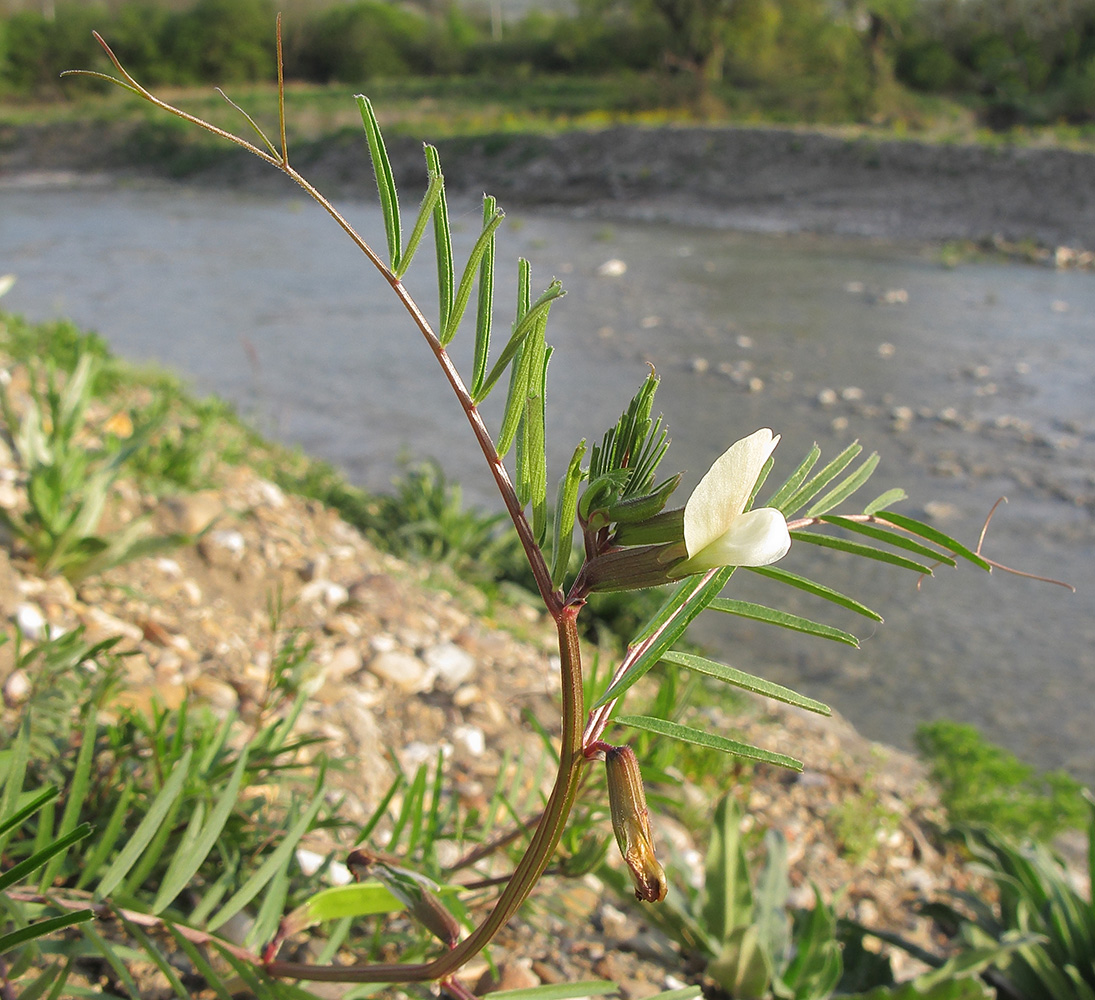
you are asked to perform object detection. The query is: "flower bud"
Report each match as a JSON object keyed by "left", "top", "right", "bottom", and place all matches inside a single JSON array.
[{"left": 604, "top": 745, "right": 668, "bottom": 902}]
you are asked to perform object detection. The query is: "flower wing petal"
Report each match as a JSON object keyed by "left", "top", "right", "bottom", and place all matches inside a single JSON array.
[
  {"left": 684, "top": 428, "right": 779, "bottom": 557},
  {"left": 677, "top": 506, "right": 790, "bottom": 574}
]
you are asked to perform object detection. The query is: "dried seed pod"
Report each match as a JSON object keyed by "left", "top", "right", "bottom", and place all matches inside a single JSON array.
[{"left": 604, "top": 745, "right": 668, "bottom": 902}]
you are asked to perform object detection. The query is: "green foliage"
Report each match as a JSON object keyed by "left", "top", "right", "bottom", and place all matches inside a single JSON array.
[
  {"left": 601, "top": 792, "right": 842, "bottom": 998},
  {"left": 915, "top": 721, "right": 1087, "bottom": 842},
  {"left": 0, "top": 352, "right": 186, "bottom": 582}
]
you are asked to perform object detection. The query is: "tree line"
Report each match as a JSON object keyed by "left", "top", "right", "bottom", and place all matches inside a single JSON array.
[{"left": 2, "top": 0, "right": 1094, "bottom": 127}]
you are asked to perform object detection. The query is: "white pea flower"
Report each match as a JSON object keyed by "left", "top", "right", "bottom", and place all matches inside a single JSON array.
[{"left": 671, "top": 428, "right": 790, "bottom": 576}]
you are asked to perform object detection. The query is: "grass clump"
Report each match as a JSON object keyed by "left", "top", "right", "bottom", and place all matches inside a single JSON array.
[{"left": 915, "top": 719, "right": 1086, "bottom": 841}]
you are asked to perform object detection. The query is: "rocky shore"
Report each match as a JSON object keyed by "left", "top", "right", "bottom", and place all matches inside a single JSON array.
[
  {"left": 3, "top": 119, "right": 1094, "bottom": 250},
  {"left": 0, "top": 347, "right": 985, "bottom": 993}
]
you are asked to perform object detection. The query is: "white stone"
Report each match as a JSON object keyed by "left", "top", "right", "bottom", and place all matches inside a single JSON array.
[
  {"left": 14, "top": 602, "right": 45, "bottom": 640},
  {"left": 3, "top": 669, "right": 31, "bottom": 705},
  {"left": 595, "top": 258, "right": 627, "bottom": 277},
  {"left": 368, "top": 650, "right": 431, "bottom": 693},
  {"left": 452, "top": 724, "right": 486, "bottom": 756},
  {"left": 423, "top": 642, "right": 476, "bottom": 691}
]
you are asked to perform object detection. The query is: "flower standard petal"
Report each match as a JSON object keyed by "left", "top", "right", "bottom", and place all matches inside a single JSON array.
[
  {"left": 683, "top": 428, "right": 780, "bottom": 557},
  {"left": 675, "top": 507, "right": 790, "bottom": 574}
]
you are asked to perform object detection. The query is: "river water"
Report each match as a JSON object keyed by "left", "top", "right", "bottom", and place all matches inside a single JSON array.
[{"left": 3, "top": 181, "right": 1093, "bottom": 780}]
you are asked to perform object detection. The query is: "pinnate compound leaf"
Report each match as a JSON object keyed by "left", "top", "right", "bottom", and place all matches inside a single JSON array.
[
  {"left": 551, "top": 441, "right": 586, "bottom": 588},
  {"left": 356, "top": 95, "right": 401, "bottom": 273},
  {"left": 804, "top": 452, "right": 880, "bottom": 517},
  {"left": 746, "top": 565, "right": 882, "bottom": 621},
  {"left": 789, "top": 530, "right": 934, "bottom": 574},
  {"left": 96, "top": 748, "right": 193, "bottom": 899},
  {"left": 615, "top": 715, "right": 803, "bottom": 771},
  {"left": 708, "top": 598, "right": 860, "bottom": 647},
  {"left": 660, "top": 650, "right": 831, "bottom": 715}
]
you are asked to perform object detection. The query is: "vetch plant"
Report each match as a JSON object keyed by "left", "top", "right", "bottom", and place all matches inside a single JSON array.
[{"left": 54, "top": 19, "right": 1069, "bottom": 996}]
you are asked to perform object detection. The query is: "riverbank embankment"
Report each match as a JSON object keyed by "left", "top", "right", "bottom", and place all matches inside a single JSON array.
[{"left": 3, "top": 119, "right": 1094, "bottom": 250}]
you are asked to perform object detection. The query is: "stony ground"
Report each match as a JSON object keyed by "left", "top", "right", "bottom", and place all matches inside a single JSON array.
[{"left": 0, "top": 354, "right": 992, "bottom": 997}]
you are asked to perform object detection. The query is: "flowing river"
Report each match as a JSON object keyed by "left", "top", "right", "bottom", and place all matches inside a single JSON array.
[{"left": 3, "top": 180, "right": 1093, "bottom": 780}]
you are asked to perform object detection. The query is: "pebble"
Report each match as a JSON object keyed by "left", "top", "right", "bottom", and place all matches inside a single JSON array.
[
  {"left": 367, "top": 649, "right": 432, "bottom": 693},
  {"left": 3, "top": 669, "right": 31, "bottom": 705},
  {"left": 423, "top": 641, "right": 476, "bottom": 691},
  {"left": 13, "top": 602, "right": 45, "bottom": 640},
  {"left": 451, "top": 724, "right": 486, "bottom": 756},
  {"left": 199, "top": 528, "right": 246, "bottom": 566},
  {"left": 817, "top": 387, "right": 838, "bottom": 406},
  {"left": 595, "top": 258, "right": 627, "bottom": 277}
]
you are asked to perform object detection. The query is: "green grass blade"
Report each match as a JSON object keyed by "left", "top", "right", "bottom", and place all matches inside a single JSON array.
[
  {"left": 789, "top": 530, "right": 935, "bottom": 574},
  {"left": 118, "top": 916, "right": 190, "bottom": 1000},
  {"left": 804, "top": 452, "right": 880, "bottom": 517},
  {"left": 95, "top": 748, "right": 193, "bottom": 900},
  {"left": 660, "top": 650, "right": 831, "bottom": 715},
  {"left": 819, "top": 515, "right": 957, "bottom": 566},
  {"left": 153, "top": 749, "right": 250, "bottom": 913},
  {"left": 781, "top": 441, "right": 862, "bottom": 516},
  {"left": 443, "top": 208, "right": 505, "bottom": 345},
  {"left": 0, "top": 823, "right": 93, "bottom": 893},
  {"left": 874, "top": 510, "right": 992, "bottom": 570},
  {"left": 615, "top": 715, "right": 803, "bottom": 771},
  {"left": 80, "top": 921, "right": 141, "bottom": 998},
  {"left": 470, "top": 195, "right": 498, "bottom": 398},
  {"left": 0, "top": 910, "right": 93, "bottom": 957},
  {"left": 247, "top": 858, "right": 291, "bottom": 950},
  {"left": 0, "top": 717, "right": 31, "bottom": 857},
  {"left": 745, "top": 565, "right": 882, "bottom": 621},
  {"left": 76, "top": 780, "right": 134, "bottom": 890},
  {"left": 424, "top": 145, "right": 454, "bottom": 340},
  {"left": 708, "top": 598, "right": 860, "bottom": 647},
  {"left": 356, "top": 95, "right": 401, "bottom": 272},
  {"left": 354, "top": 772, "right": 403, "bottom": 847},
  {"left": 551, "top": 440, "right": 586, "bottom": 588},
  {"left": 167, "top": 927, "right": 234, "bottom": 1000},
  {"left": 0, "top": 785, "right": 57, "bottom": 840},
  {"left": 765, "top": 443, "right": 821, "bottom": 510},
  {"left": 206, "top": 788, "right": 325, "bottom": 933},
  {"left": 41, "top": 706, "right": 98, "bottom": 889}
]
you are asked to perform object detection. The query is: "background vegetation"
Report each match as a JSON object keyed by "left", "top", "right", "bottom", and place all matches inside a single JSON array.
[{"left": 3, "top": 0, "right": 1095, "bottom": 130}]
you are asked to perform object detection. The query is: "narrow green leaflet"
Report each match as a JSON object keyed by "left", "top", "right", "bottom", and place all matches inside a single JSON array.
[
  {"left": 206, "top": 786, "right": 326, "bottom": 933},
  {"left": 398, "top": 172, "right": 444, "bottom": 279},
  {"left": 819, "top": 515, "right": 957, "bottom": 567},
  {"left": 96, "top": 748, "right": 193, "bottom": 899},
  {"left": 765, "top": 443, "right": 821, "bottom": 510},
  {"left": 475, "top": 278, "right": 565, "bottom": 403},
  {"left": 660, "top": 650, "right": 831, "bottom": 715},
  {"left": 781, "top": 441, "right": 862, "bottom": 517},
  {"left": 153, "top": 749, "right": 250, "bottom": 913},
  {"left": 356, "top": 95, "right": 401, "bottom": 273},
  {"left": 0, "top": 823, "right": 92, "bottom": 893},
  {"left": 424, "top": 145, "right": 454, "bottom": 340},
  {"left": 707, "top": 598, "right": 860, "bottom": 647},
  {"left": 875, "top": 510, "right": 992, "bottom": 571},
  {"left": 0, "top": 785, "right": 56, "bottom": 840},
  {"left": 168, "top": 929, "right": 234, "bottom": 1000},
  {"left": 526, "top": 344, "right": 551, "bottom": 545},
  {"left": 484, "top": 981, "right": 618, "bottom": 1000},
  {"left": 804, "top": 452, "right": 880, "bottom": 517},
  {"left": 443, "top": 208, "right": 505, "bottom": 346},
  {"left": 864, "top": 487, "right": 907, "bottom": 515},
  {"left": 293, "top": 882, "right": 404, "bottom": 927},
  {"left": 0, "top": 911, "right": 93, "bottom": 958},
  {"left": 471, "top": 195, "right": 498, "bottom": 398},
  {"left": 790, "top": 530, "right": 935, "bottom": 574},
  {"left": 76, "top": 780, "right": 134, "bottom": 890},
  {"left": 551, "top": 441, "right": 586, "bottom": 588},
  {"left": 615, "top": 715, "right": 803, "bottom": 771},
  {"left": 745, "top": 565, "right": 882, "bottom": 621}
]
